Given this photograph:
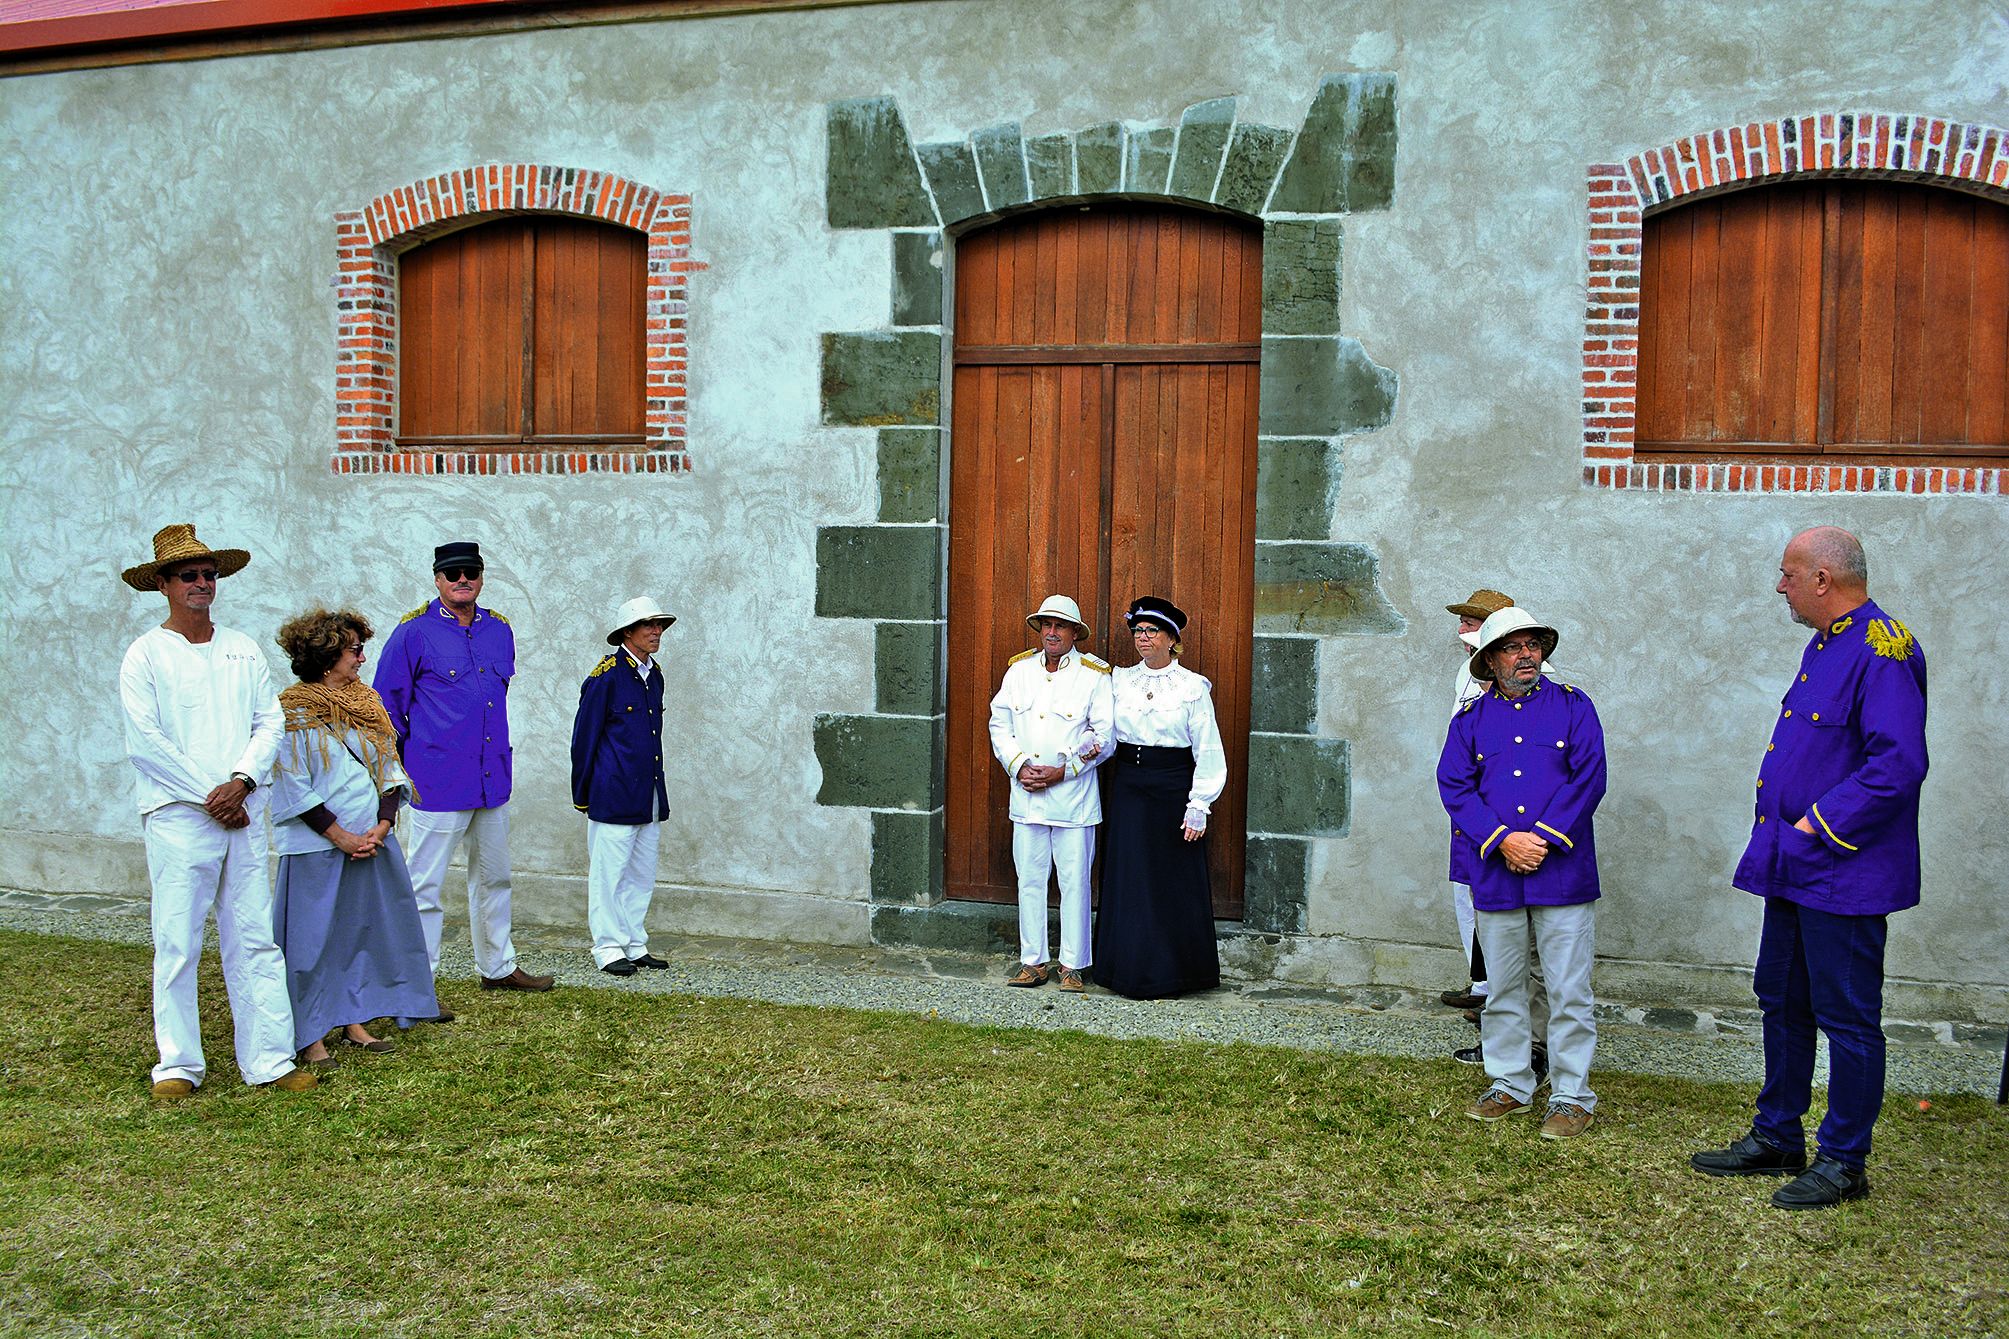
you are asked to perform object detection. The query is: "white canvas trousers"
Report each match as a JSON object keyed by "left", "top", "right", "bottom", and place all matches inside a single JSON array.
[
  {"left": 1450, "top": 880, "right": 1489, "bottom": 995},
  {"left": 1013, "top": 822, "right": 1094, "bottom": 970},
  {"left": 1475, "top": 902, "right": 1595, "bottom": 1109},
  {"left": 587, "top": 819, "right": 661, "bottom": 967},
  {"left": 143, "top": 800, "right": 297, "bottom": 1087},
  {"left": 404, "top": 804, "right": 517, "bottom": 980}
]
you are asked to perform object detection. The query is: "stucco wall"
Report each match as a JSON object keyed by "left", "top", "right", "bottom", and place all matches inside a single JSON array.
[{"left": 2, "top": 0, "right": 2003, "bottom": 1017}]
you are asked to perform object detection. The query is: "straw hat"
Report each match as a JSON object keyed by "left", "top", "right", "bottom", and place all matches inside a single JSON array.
[
  {"left": 121, "top": 523, "right": 251, "bottom": 592},
  {"left": 1468, "top": 607, "right": 1559, "bottom": 682},
  {"left": 1447, "top": 588, "right": 1514, "bottom": 620},
  {"left": 1026, "top": 594, "right": 1089, "bottom": 639},
  {"left": 607, "top": 595, "right": 677, "bottom": 646}
]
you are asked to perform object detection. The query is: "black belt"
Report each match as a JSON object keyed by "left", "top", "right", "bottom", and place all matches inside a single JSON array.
[{"left": 1116, "top": 743, "right": 1189, "bottom": 766}]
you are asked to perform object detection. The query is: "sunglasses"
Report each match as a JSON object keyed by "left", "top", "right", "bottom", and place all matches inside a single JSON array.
[
  {"left": 438, "top": 567, "right": 483, "bottom": 582},
  {"left": 168, "top": 568, "right": 219, "bottom": 584}
]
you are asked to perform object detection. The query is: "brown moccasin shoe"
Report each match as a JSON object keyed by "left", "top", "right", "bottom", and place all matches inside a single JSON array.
[
  {"left": 1466, "top": 1087, "right": 1532, "bottom": 1122},
  {"left": 481, "top": 967, "right": 555, "bottom": 992},
  {"left": 263, "top": 1069, "right": 320, "bottom": 1092},
  {"left": 1004, "top": 962, "right": 1051, "bottom": 988},
  {"left": 1056, "top": 965, "right": 1087, "bottom": 993},
  {"left": 1539, "top": 1101, "right": 1596, "bottom": 1140},
  {"left": 150, "top": 1078, "right": 196, "bottom": 1100}
]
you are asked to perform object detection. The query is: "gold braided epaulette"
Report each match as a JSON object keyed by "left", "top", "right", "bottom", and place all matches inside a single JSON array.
[
  {"left": 1865, "top": 618, "right": 1914, "bottom": 661},
  {"left": 1079, "top": 653, "right": 1111, "bottom": 674},
  {"left": 587, "top": 653, "right": 618, "bottom": 679},
  {"left": 1007, "top": 647, "right": 1040, "bottom": 665},
  {"left": 399, "top": 605, "right": 427, "bottom": 624},
  {"left": 489, "top": 610, "right": 510, "bottom": 624}
]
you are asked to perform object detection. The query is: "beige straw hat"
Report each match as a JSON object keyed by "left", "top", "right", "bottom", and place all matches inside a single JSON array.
[
  {"left": 1447, "top": 588, "right": 1514, "bottom": 620},
  {"left": 121, "top": 523, "right": 251, "bottom": 592}
]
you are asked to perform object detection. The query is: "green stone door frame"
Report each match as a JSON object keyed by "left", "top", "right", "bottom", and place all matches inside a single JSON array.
[{"left": 814, "top": 77, "right": 1406, "bottom": 955}]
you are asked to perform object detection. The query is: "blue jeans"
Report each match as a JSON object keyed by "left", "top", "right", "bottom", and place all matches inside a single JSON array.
[{"left": 1752, "top": 897, "right": 1888, "bottom": 1168}]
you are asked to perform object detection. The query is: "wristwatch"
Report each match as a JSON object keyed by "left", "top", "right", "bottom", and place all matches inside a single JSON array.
[{"left": 231, "top": 771, "right": 257, "bottom": 791}]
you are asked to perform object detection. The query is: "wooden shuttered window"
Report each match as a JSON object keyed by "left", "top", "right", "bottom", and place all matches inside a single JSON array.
[
  {"left": 1637, "top": 181, "right": 2008, "bottom": 462},
  {"left": 398, "top": 216, "right": 646, "bottom": 447}
]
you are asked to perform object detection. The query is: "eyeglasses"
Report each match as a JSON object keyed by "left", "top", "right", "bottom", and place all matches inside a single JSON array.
[
  {"left": 1131, "top": 625, "right": 1170, "bottom": 637},
  {"left": 1493, "top": 638, "right": 1545, "bottom": 656},
  {"left": 342, "top": 642, "right": 364, "bottom": 656},
  {"left": 167, "top": 568, "right": 219, "bottom": 584},
  {"left": 438, "top": 567, "right": 483, "bottom": 582}
]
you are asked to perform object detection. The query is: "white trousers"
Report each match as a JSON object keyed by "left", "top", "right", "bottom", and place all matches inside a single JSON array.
[
  {"left": 1475, "top": 902, "right": 1595, "bottom": 1109},
  {"left": 1450, "top": 881, "right": 1489, "bottom": 995},
  {"left": 143, "top": 800, "right": 297, "bottom": 1087},
  {"left": 404, "top": 804, "right": 516, "bottom": 980},
  {"left": 1013, "top": 822, "right": 1094, "bottom": 970},
  {"left": 588, "top": 819, "right": 661, "bottom": 967}
]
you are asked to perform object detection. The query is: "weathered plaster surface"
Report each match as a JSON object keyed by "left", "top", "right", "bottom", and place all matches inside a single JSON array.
[{"left": 2, "top": 0, "right": 2004, "bottom": 1015}]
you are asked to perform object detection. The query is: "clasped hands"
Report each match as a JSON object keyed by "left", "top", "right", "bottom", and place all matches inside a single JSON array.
[
  {"left": 202, "top": 779, "right": 252, "bottom": 829},
  {"left": 1017, "top": 738, "right": 1103, "bottom": 793},
  {"left": 1499, "top": 830, "right": 1550, "bottom": 875},
  {"left": 329, "top": 820, "right": 394, "bottom": 861}
]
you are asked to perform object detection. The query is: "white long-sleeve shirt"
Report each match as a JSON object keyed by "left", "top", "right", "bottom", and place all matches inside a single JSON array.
[
  {"left": 988, "top": 647, "right": 1116, "bottom": 827},
  {"left": 1111, "top": 659, "right": 1227, "bottom": 813},
  {"left": 267, "top": 720, "right": 412, "bottom": 857},
  {"left": 119, "top": 625, "right": 283, "bottom": 816}
]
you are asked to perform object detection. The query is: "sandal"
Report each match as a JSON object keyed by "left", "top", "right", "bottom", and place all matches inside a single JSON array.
[
  {"left": 1056, "top": 965, "right": 1087, "bottom": 993},
  {"left": 1004, "top": 962, "right": 1051, "bottom": 988}
]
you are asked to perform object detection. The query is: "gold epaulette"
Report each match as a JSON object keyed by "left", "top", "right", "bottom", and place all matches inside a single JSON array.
[
  {"left": 399, "top": 605, "right": 427, "bottom": 624},
  {"left": 1562, "top": 682, "right": 1576, "bottom": 693},
  {"left": 1007, "top": 647, "right": 1040, "bottom": 665},
  {"left": 489, "top": 610, "right": 510, "bottom": 624},
  {"left": 1865, "top": 618, "right": 1914, "bottom": 662},
  {"left": 587, "top": 653, "right": 618, "bottom": 679},
  {"left": 1079, "top": 652, "right": 1111, "bottom": 674}
]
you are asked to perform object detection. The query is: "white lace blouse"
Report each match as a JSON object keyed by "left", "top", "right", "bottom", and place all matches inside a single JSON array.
[{"left": 1111, "top": 659, "right": 1228, "bottom": 813}]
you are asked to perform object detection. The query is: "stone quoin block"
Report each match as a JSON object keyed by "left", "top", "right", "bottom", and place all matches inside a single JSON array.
[
  {"left": 1025, "top": 132, "right": 1074, "bottom": 198},
  {"left": 814, "top": 524, "right": 943, "bottom": 621},
  {"left": 1214, "top": 123, "right": 1294, "bottom": 214},
  {"left": 1127, "top": 126, "right": 1176, "bottom": 193},
  {"left": 876, "top": 427, "right": 942, "bottom": 522},
  {"left": 870, "top": 808, "right": 944, "bottom": 905},
  {"left": 1270, "top": 72, "right": 1398, "bottom": 213},
  {"left": 890, "top": 231, "right": 943, "bottom": 327},
  {"left": 971, "top": 123, "right": 1031, "bottom": 210},
  {"left": 1257, "top": 337, "right": 1396, "bottom": 438},
  {"left": 1250, "top": 635, "right": 1319, "bottom": 735},
  {"left": 1074, "top": 122, "right": 1126, "bottom": 193},
  {"left": 1253, "top": 541, "right": 1404, "bottom": 635},
  {"left": 1243, "top": 835, "right": 1311, "bottom": 934},
  {"left": 871, "top": 900, "right": 1019, "bottom": 953},
  {"left": 813, "top": 712, "right": 942, "bottom": 810},
  {"left": 1168, "top": 97, "right": 1236, "bottom": 200},
  {"left": 917, "top": 141, "right": 986, "bottom": 225},
  {"left": 826, "top": 97, "right": 937, "bottom": 229},
  {"left": 875, "top": 621, "right": 944, "bottom": 716},
  {"left": 820, "top": 330, "right": 942, "bottom": 426},
  {"left": 1246, "top": 734, "right": 1351, "bottom": 837},
  {"left": 1255, "top": 437, "right": 1340, "bottom": 541},
  {"left": 1261, "top": 219, "right": 1343, "bottom": 336}
]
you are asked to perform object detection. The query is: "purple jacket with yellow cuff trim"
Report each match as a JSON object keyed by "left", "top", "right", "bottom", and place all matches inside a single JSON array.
[
  {"left": 1437, "top": 679, "right": 1607, "bottom": 911},
  {"left": 1733, "top": 599, "right": 1928, "bottom": 917}
]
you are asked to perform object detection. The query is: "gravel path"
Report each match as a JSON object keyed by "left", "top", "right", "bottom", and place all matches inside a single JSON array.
[{"left": 3, "top": 893, "right": 1999, "bottom": 1098}]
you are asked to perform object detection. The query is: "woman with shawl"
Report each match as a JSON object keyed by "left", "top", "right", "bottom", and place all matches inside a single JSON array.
[{"left": 269, "top": 607, "right": 437, "bottom": 1067}]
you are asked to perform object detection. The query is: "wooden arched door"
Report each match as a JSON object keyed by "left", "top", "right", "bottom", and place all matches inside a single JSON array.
[{"left": 945, "top": 203, "right": 1261, "bottom": 919}]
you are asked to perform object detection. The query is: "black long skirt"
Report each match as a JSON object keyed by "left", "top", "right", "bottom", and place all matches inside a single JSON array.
[{"left": 1093, "top": 743, "right": 1220, "bottom": 999}]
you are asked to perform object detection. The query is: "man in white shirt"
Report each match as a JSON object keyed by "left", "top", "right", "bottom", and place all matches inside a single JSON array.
[
  {"left": 118, "top": 524, "right": 312, "bottom": 1098},
  {"left": 988, "top": 595, "right": 1115, "bottom": 991}
]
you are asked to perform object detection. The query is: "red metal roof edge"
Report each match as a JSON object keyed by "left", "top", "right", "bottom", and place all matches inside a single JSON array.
[{"left": 0, "top": 0, "right": 562, "bottom": 56}]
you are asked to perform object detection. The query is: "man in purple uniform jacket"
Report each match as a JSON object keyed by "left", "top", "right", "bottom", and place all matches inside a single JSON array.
[
  {"left": 374, "top": 541, "right": 552, "bottom": 997},
  {"left": 1692, "top": 526, "right": 1927, "bottom": 1209},
  {"left": 1438, "top": 607, "right": 1607, "bottom": 1140}
]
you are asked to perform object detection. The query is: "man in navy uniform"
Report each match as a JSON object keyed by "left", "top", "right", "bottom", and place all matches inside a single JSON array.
[
  {"left": 375, "top": 541, "right": 552, "bottom": 997},
  {"left": 1438, "top": 607, "right": 1607, "bottom": 1139},
  {"left": 1692, "top": 526, "right": 1928, "bottom": 1209},
  {"left": 571, "top": 596, "right": 675, "bottom": 976}
]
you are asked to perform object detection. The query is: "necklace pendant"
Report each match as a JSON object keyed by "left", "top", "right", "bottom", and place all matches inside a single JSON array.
[{"left": 1146, "top": 690, "right": 1154, "bottom": 699}]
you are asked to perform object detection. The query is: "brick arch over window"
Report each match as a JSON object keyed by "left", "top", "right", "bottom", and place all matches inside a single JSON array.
[
  {"left": 332, "top": 164, "right": 695, "bottom": 475},
  {"left": 1583, "top": 113, "right": 2007, "bottom": 496}
]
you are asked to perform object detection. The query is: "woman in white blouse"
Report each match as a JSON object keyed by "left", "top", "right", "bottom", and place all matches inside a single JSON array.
[{"left": 1091, "top": 596, "right": 1228, "bottom": 998}]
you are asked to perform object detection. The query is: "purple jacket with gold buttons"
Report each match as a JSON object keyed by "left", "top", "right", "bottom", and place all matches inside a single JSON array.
[
  {"left": 373, "top": 598, "right": 515, "bottom": 812},
  {"left": 1437, "top": 679, "right": 1607, "bottom": 911},
  {"left": 1732, "top": 599, "right": 1928, "bottom": 916}
]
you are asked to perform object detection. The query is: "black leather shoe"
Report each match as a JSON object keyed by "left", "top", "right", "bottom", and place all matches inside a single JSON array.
[
  {"left": 1690, "top": 1131, "right": 1807, "bottom": 1178},
  {"left": 1771, "top": 1156, "right": 1870, "bottom": 1210},
  {"left": 1440, "top": 988, "right": 1486, "bottom": 1009},
  {"left": 631, "top": 954, "right": 670, "bottom": 969},
  {"left": 1452, "top": 1043, "right": 1483, "bottom": 1065},
  {"left": 600, "top": 958, "right": 638, "bottom": 976}
]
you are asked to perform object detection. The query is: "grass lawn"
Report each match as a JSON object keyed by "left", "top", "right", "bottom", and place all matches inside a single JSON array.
[{"left": 1, "top": 928, "right": 2003, "bottom": 1338}]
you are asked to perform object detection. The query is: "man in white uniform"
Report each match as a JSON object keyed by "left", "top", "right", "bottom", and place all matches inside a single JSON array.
[
  {"left": 988, "top": 595, "right": 1115, "bottom": 991},
  {"left": 119, "top": 524, "right": 314, "bottom": 1098}
]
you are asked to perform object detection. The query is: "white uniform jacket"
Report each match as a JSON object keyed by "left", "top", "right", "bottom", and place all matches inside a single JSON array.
[{"left": 988, "top": 647, "right": 1116, "bottom": 827}]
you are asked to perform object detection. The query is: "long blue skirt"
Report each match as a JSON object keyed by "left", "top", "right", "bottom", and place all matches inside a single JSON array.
[
  {"left": 1092, "top": 744, "right": 1220, "bottom": 999},
  {"left": 274, "top": 836, "right": 438, "bottom": 1050}
]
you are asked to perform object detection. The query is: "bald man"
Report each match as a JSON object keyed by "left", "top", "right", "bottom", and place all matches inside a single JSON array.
[{"left": 1691, "top": 527, "right": 1928, "bottom": 1209}]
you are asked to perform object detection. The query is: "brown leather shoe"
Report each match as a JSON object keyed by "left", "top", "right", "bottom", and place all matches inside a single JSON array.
[
  {"left": 1539, "top": 1101, "right": 1596, "bottom": 1140},
  {"left": 481, "top": 967, "right": 555, "bottom": 992},
  {"left": 1004, "top": 962, "right": 1051, "bottom": 988},
  {"left": 150, "top": 1077, "right": 196, "bottom": 1100},
  {"left": 1056, "top": 965, "right": 1087, "bottom": 993},
  {"left": 263, "top": 1069, "right": 320, "bottom": 1092},
  {"left": 1466, "top": 1087, "right": 1532, "bottom": 1122}
]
